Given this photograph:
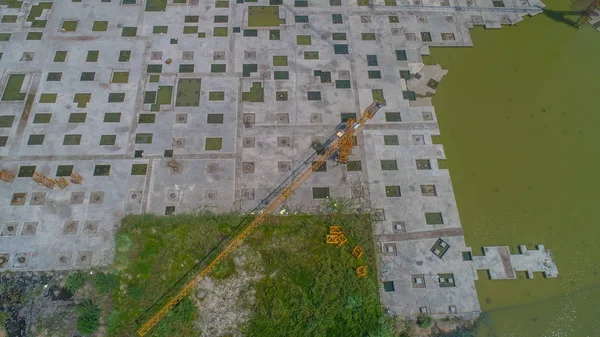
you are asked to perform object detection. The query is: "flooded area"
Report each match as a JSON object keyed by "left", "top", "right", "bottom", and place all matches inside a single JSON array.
[{"left": 426, "top": 0, "right": 600, "bottom": 335}]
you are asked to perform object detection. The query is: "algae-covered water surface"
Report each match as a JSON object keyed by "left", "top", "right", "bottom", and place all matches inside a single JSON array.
[{"left": 426, "top": 0, "right": 600, "bottom": 336}]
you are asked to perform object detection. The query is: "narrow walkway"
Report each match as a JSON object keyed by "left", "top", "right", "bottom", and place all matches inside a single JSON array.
[{"left": 379, "top": 227, "right": 463, "bottom": 242}]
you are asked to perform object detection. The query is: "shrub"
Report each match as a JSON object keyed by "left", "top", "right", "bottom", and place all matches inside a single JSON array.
[
  {"left": 76, "top": 299, "right": 100, "bottom": 335},
  {"left": 417, "top": 314, "right": 433, "bottom": 329},
  {"left": 65, "top": 272, "right": 87, "bottom": 293},
  {"left": 94, "top": 272, "right": 118, "bottom": 294}
]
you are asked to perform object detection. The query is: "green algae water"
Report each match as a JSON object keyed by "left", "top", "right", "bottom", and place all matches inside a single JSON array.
[{"left": 425, "top": 1, "right": 600, "bottom": 336}]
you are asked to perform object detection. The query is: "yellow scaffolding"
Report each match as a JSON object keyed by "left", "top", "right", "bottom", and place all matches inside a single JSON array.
[
  {"left": 356, "top": 266, "right": 367, "bottom": 277},
  {"left": 0, "top": 170, "right": 15, "bottom": 183},
  {"left": 32, "top": 172, "right": 56, "bottom": 189},
  {"left": 352, "top": 245, "right": 364, "bottom": 259}
]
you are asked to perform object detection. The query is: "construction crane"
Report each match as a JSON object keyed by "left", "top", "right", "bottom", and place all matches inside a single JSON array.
[
  {"left": 136, "top": 101, "right": 384, "bottom": 336},
  {"left": 575, "top": 0, "right": 600, "bottom": 28}
]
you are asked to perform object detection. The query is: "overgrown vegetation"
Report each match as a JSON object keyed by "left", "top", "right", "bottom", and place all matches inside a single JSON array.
[
  {"left": 417, "top": 314, "right": 433, "bottom": 329},
  {"left": 76, "top": 299, "right": 101, "bottom": 335},
  {"left": 65, "top": 272, "right": 87, "bottom": 293},
  {"left": 106, "top": 211, "right": 391, "bottom": 337},
  {"left": 94, "top": 272, "right": 118, "bottom": 294}
]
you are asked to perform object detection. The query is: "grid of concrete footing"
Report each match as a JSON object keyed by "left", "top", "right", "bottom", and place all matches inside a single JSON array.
[{"left": 0, "top": 0, "right": 553, "bottom": 318}]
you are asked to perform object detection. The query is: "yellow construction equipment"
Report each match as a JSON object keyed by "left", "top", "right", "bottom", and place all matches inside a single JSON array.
[
  {"left": 336, "top": 233, "right": 348, "bottom": 247},
  {"left": 55, "top": 177, "right": 69, "bottom": 189},
  {"left": 0, "top": 170, "right": 14, "bottom": 183},
  {"left": 326, "top": 235, "right": 341, "bottom": 244},
  {"left": 356, "top": 266, "right": 368, "bottom": 277},
  {"left": 70, "top": 172, "right": 83, "bottom": 184},
  {"left": 329, "top": 226, "right": 342, "bottom": 235},
  {"left": 136, "top": 101, "right": 383, "bottom": 336},
  {"left": 352, "top": 245, "right": 364, "bottom": 259},
  {"left": 32, "top": 172, "right": 56, "bottom": 189}
]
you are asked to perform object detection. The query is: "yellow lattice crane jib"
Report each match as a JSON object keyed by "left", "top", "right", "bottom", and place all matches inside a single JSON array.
[
  {"left": 136, "top": 101, "right": 384, "bottom": 336},
  {"left": 32, "top": 172, "right": 56, "bottom": 189},
  {"left": 336, "top": 119, "right": 355, "bottom": 164},
  {"left": 352, "top": 245, "right": 364, "bottom": 259},
  {"left": 356, "top": 266, "right": 368, "bottom": 277}
]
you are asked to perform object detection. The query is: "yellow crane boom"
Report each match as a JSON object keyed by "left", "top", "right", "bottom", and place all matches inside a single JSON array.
[{"left": 136, "top": 101, "right": 383, "bottom": 336}]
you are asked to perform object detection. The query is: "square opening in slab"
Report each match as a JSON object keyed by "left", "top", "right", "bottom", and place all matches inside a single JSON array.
[
  {"left": 21, "top": 222, "right": 39, "bottom": 235},
  {"left": 307, "top": 91, "right": 321, "bottom": 101},
  {"left": 100, "top": 135, "right": 116, "bottom": 145},
  {"left": 332, "top": 33, "right": 346, "bottom": 40},
  {"left": 134, "top": 150, "right": 144, "bottom": 158},
  {"left": 33, "top": 113, "right": 52, "bottom": 124},
  {"left": 362, "top": 33, "right": 376, "bottom": 40},
  {"left": 89, "top": 191, "right": 104, "bottom": 204},
  {"left": 421, "top": 32, "right": 432, "bottom": 42},
  {"left": 368, "top": 71, "right": 382, "bottom": 79},
  {"left": 104, "top": 112, "right": 121, "bottom": 122},
  {"left": 332, "top": 14, "right": 343, "bottom": 23},
  {"left": 54, "top": 51, "right": 67, "bottom": 62},
  {"left": 122, "top": 27, "right": 137, "bottom": 37},
  {"left": 135, "top": 133, "right": 153, "bottom": 144},
  {"left": 340, "top": 113, "right": 356, "bottom": 123},
  {"left": 304, "top": 51, "right": 319, "bottom": 60},
  {"left": 421, "top": 184, "right": 437, "bottom": 196},
  {"left": 416, "top": 159, "right": 431, "bottom": 170},
  {"left": 366, "top": 55, "right": 378, "bottom": 66},
  {"left": 1, "top": 223, "right": 19, "bottom": 236},
  {"left": 347, "top": 160, "right": 362, "bottom": 171},
  {"left": 63, "top": 220, "right": 79, "bottom": 234},
  {"left": 74, "top": 93, "right": 91, "bottom": 107},
  {"left": 27, "top": 134, "right": 45, "bottom": 145},
  {"left": 119, "top": 50, "right": 131, "bottom": 62},
  {"left": 385, "top": 185, "right": 401, "bottom": 197},
  {"left": 380, "top": 160, "right": 398, "bottom": 171},
  {"left": 111, "top": 71, "right": 129, "bottom": 83},
  {"left": 270, "top": 30, "right": 280, "bottom": 40},
  {"left": 205, "top": 138, "right": 222, "bottom": 150},
  {"left": 39, "top": 93, "right": 57, "bottom": 103},
  {"left": 56, "top": 165, "right": 73, "bottom": 177},
  {"left": 63, "top": 134, "right": 81, "bottom": 145},
  {"left": 108, "top": 93, "right": 125, "bottom": 103},
  {"left": 297, "top": 35, "right": 312, "bottom": 45},
  {"left": 383, "top": 281, "right": 395, "bottom": 292},
  {"left": 206, "top": 114, "right": 223, "bottom": 124},
  {"left": 80, "top": 72, "right": 95, "bottom": 81},
  {"left": 46, "top": 72, "right": 62, "bottom": 81},
  {"left": 61, "top": 20, "right": 78, "bottom": 31},
  {"left": 68, "top": 113, "right": 87, "bottom": 123},
  {"left": 334, "top": 44, "right": 349, "bottom": 54},
  {"left": 383, "top": 135, "right": 399, "bottom": 145},
  {"left": 0, "top": 136, "right": 7, "bottom": 147},
  {"left": 211, "top": 64, "right": 227, "bottom": 73},
  {"left": 426, "top": 213, "right": 444, "bottom": 225},
  {"left": 139, "top": 114, "right": 156, "bottom": 124},
  {"left": 131, "top": 164, "right": 148, "bottom": 175},
  {"left": 93, "top": 21, "right": 108, "bottom": 31},
  {"left": 312, "top": 187, "right": 330, "bottom": 199},
  {"left": 209, "top": 92, "right": 225, "bottom": 101},
  {"left": 273, "top": 55, "right": 288, "bottom": 66},
  {"left": 86, "top": 50, "right": 99, "bottom": 62},
  {"left": 184, "top": 26, "right": 198, "bottom": 34},
  {"left": 18, "top": 166, "right": 36, "bottom": 177},
  {"left": 93, "top": 165, "right": 111, "bottom": 176}
]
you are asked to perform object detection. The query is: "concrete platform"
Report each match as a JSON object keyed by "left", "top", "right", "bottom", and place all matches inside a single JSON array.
[{"left": 0, "top": 0, "right": 552, "bottom": 320}]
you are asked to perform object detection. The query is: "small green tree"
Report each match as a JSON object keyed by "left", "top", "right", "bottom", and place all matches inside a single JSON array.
[
  {"left": 76, "top": 299, "right": 100, "bottom": 335},
  {"left": 94, "top": 272, "right": 118, "bottom": 294},
  {"left": 65, "top": 272, "right": 87, "bottom": 293},
  {"left": 417, "top": 314, "right": 433, "bottom": 329}
]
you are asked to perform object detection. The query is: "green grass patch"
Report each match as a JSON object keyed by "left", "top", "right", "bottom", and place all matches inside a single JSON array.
[
  {"left": 242, "top": 82, "right": 264, "bottom": 102},
  {"left": 296, "top": 35, "right": 311, "bottom": 45},
  {"left": 122, "top": 27, "right": 137, "bottom": 37},
  {"left": 39, "top": 93, "right": 57, "bottom": 103},
  {"left": 145, "top": 0, "right": 166, "bottom": 11},
  {"left": 371, "top": 89, "right": 386, "bottom": 105},
  {"left": 111, "top": 71, "right": 129, "bottom": 83},
  {"left": 248, "top": 6, "right": 284, "bottom": 27},
  {"left": 74, "top": 93, "right": 91, "bottom": 107},
  {"left": 215, "top": 0, "right": 229, "bottom": 7},
  {"left": 0, "top": 33, "right": 11, "bottom": 41},
  {"left": 272, "top": 55, "right": 288, "bottom": 66},
  {"left": 26, "top": 2, "right": 51, "bottom": 22},
  {"left": 213, "top": 27, "right": 228, "bottom": 37},
  {"left": 211, "top": 64, "right": 226, "bottom": 73},
  {"left": 153, "top": 25, "right": 168, "bottom": 34},
  {"left": 1, "top": 74, "right": 26, "bottom": 101},
  {"left": 183, "top": 26, "right": 198, "bottom": 34},
  {"left": 361, "top": 33, "right": 376, "bottom": 40},
  {"left": 304, "top": 51, "right": 319, "bottom": 59},
  {"left": 176, "top": 78, "right": 201, "bottom": 107},
  {"left": 93, "top": 20, "right": 108, "bottom": 31},
  {"left": 61, "top": 20, "right": 78, "bottom": 31},
  {"left": 86, "top": 50, "right": 99, "bottom": 62},
  {"left": 157, "top": 86, "right": 173, "bottom": 105},
  {"left": 55, "top": 50, "right": 68, "bottom": 62},
  {"left": 208, "top": 91, "right": 225, "bottom": 100},
  {"left": 2, "top": 15, "right": 18, "bottom": 23},
  {"left": 205, "top": 137, "right": 222, "bottom": 150}
]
